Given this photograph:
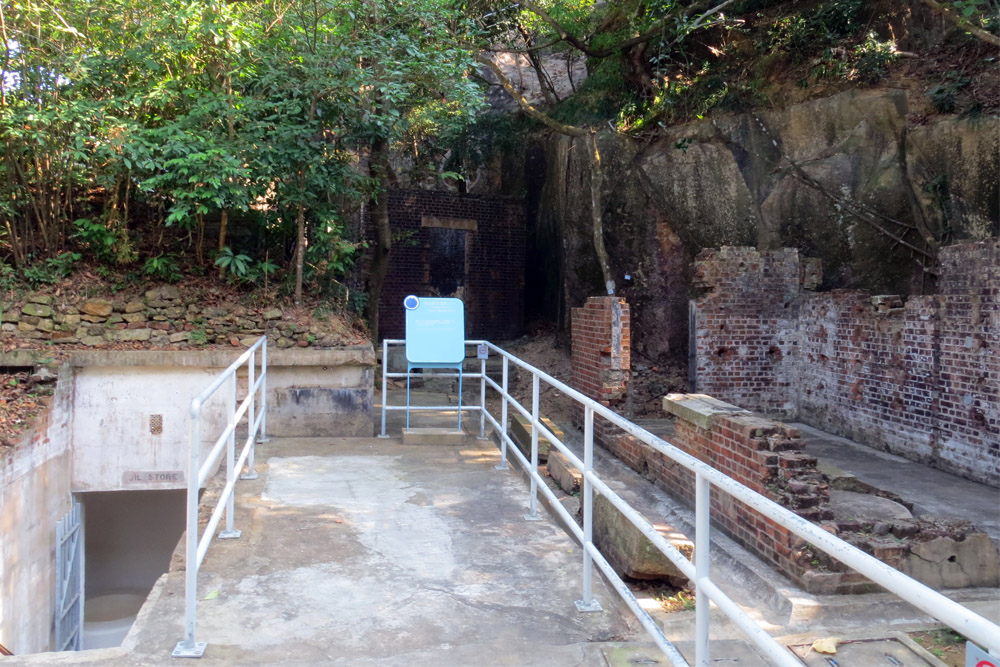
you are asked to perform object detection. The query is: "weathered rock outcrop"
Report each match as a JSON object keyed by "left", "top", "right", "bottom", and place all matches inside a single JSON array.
[{"left": 510, "top": 89, "right": 998, "bottom": 364}]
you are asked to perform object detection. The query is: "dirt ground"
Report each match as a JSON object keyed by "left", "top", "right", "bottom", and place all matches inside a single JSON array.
[
  {"left": 498, "top": 331, "right": 688, "bottom": 428},
  {"left": 0, "top": 370, "right": 53, "bottom": 447}
]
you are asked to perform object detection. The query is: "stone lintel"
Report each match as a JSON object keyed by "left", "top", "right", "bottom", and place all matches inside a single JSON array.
[{"left": 663, "top": 393, "right": 751, "bottom": 431}]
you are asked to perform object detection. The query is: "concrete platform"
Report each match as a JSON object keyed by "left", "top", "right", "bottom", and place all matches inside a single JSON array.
[
  {"left": 113, "top": 437, "right": 637, "bottom": 665},
  {"left": 794, "top": 423, "right": 1000, "bottom": 547}
]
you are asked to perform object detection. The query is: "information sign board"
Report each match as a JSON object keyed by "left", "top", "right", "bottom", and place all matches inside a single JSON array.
[{"left": 404, "top": 297, "right": 465, "bottom": 365}]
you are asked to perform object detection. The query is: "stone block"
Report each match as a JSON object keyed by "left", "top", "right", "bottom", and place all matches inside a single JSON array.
[
  {"left": 81, "top": 300, "right": 113, "bottom": 317},
  {"left": 21, "top": 302, "right": 53, "bottom": 318},
  {"left": 593, "top": 494, "right": 692, "bottom": 582},
  {"left": 107, "top": 328, "right": 152, "bottom": 342},
  {"left": 27, "top": 294, "right": 53, "bottom": 305},
  {"left": 509, "top": 414, "right": 563, "bottom": 463},
  {"left": 145, "top": 285, "right": 180, "bottom": 301},
  {"left": 263, "top": 308, "right": 283, "bottom": 320},
  {"left": 124, "top": 300, "right": 145, "bottom": 313},
  {"left": 123, "top": 312, "right": 146, "bottom": 323},
  {"left": 36, "top": 318, "right": 54, "bottom": 332},
  {"left": 548, "top": 450, "right": 582, "bottom": 494}
]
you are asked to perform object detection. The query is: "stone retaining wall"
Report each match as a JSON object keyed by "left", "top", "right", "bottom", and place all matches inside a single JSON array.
[{"left": 3, "top": 284, "right": 348, "bottom": 349}]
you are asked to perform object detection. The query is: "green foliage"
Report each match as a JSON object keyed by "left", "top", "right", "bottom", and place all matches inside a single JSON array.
[
  {"left": 22, "top": 253, "right": 81, "bottom": 287},
  {"left": 143, "top": 254, "right": 183, "bottom": 283},
  {"left": 927, "top": 72, "right": 971, "bottom": 113},
  {"left": 215, "top": 247, "right": 253, "bottom": 279},
  {"left": 852, "top": 33, "right": 899, "bottom": 83}
]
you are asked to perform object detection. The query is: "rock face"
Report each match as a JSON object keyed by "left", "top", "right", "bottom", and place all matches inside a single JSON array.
[{"left": 508, "top": 89, "right": 998, "bottom": 364}]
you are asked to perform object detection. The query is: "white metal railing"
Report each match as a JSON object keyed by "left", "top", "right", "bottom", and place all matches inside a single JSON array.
[
  {"left": 380, "top": 340, "right": 1000, "bottom": 666},
  {"left": 173, "top": 336, "right": 268, "bottom": 659}
]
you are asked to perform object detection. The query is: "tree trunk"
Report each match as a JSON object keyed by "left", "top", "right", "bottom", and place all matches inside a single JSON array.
[
  {"left": 364, "top": 136, "right": 392, "bottom": 339},
  {"left": 218, "top": 209, "right": 229, "bottom": 278},
  {"left": 589, "top": 131, "right": 614, "bottom": 295},
  {"left": 294, "top": 203, "right": 305, "bottom": 305}
]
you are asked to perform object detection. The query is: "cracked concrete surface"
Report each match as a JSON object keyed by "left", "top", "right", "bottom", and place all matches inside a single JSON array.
[{"left": 104, "top": 437, "right": 640, "bottom": 665}]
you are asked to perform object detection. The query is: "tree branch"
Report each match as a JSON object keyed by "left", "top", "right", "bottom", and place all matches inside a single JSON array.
[
  {"left": 517, "top": 0, "right": 738, "bottom": 59},
  {"left": 917, "top": 0, "right": 1000, "bottom": 47},
  {"left": 475, "top": 54, "right": 586, "bottom": 136}
]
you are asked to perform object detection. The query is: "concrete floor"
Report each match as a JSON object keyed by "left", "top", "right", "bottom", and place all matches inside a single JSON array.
[
  {"left": 127, "top": 437, "right": 639, "bottom": 665},
  {"left": 7, "top": 387, "right": 997, "bottom": 665}
]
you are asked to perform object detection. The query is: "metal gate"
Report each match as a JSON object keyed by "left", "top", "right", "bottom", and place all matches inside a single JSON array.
[{"left": 55, "top": 501, "right": 84, "bottom": 651}]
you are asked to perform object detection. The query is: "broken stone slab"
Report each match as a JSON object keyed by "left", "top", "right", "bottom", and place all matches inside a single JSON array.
[
  {"left": 902, "top": 533, "right": 1000, "bottom": 589},
  {"left": 509, "top": 414, "right": 564, "bottom": 463},
  {"left": 593, "top": 494, "right": 692, "bottom": 583},
  {"left": 830, "top": 489, "right": 912, "bottom": 521},
  {"left": 548, "top": 450, "right": 582, "bottom": 495},
  {"left": 662, "top": 393, "right": 751, "bottom": 431}
]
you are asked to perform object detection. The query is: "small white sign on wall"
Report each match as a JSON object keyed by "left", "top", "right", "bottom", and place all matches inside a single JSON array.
[{"left": 123, "top": 470, "right": 184, "bottom": 485}]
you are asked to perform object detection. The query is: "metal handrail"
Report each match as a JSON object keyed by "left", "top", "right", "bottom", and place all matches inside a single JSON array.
[
  {"left": 173, "top": 336, "right": 268, "bottom": 659},
  {"left": 379, "top": 339, "right": 1000, "bottom": 665}
]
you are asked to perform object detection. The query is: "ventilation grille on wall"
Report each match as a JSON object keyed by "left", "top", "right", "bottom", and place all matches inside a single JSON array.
[{"left": 149, "top": 414, "right": 163, "bottom": 435}]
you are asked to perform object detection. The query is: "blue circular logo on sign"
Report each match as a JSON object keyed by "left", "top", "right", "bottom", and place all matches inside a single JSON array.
[{"left": 403, "top": 295, "right": 420, "bottom": 310}]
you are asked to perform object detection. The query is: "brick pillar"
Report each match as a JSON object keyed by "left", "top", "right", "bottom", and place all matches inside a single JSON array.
[{"left": 571, "top": 297, "right": 630, "bottom": 437}]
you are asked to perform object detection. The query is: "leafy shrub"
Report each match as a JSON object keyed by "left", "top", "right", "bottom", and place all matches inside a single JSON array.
[
  {"left": 215, "top": 246, "right": 252, "bottom": 279},
  {"left": 143, "top": 254, "right": 182, "bottom": 282},
  {"left": 23, "top": 252, "right": 81, "bottom": 286},
  {"left": 927, "top": 72, "right": 970, "bottom": 113},
  {"left": 852, "top": 33, "right": 898, "bottom": 83}
]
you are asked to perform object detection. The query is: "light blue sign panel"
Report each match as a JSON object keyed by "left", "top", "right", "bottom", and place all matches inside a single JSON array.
[{"left": 405, "top": 297, "right": 465, "bottom": 365}]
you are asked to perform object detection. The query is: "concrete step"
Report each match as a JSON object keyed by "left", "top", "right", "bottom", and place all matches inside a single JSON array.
[{"left": 402, "top": 428, "right": 466, "bottom": 445}]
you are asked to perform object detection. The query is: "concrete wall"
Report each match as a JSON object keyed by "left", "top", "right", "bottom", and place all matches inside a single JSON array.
[
  {"left": 0, "top": 366, "right": 74, "bottom": 654},
  {"left": 0, "top": 346, "right": 376, "bottom": 493}
]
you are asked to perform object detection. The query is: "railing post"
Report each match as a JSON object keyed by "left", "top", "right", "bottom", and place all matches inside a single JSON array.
[
  {"left": 241, "top": 348, "right": 258, "bottom": 481},
  {"left": 524, "top": 374, "right": 542, "bottom": 521},
  {"left": 695, "top": 473, "right": 711, "bottom": 667},
  {"left": 495, "top": 355, "right": 509, "bottom": 471},
  {"left": 219, "top": 375, "right": 241, "bottom": 540},
  {"left": 173, "top": 404, "right": 206, "bottom": 658},
  {"left": 259, "top": 340, "right": 269, "bottom": 442},
  {"left": 379, "top": 338, "right": 389, "bottom": 438},
  {"left": 478, "top": 356, "right": 486, "bottom": 439},
  {"left": 575, "top": 406, "right": 602, "bottom": 612}
]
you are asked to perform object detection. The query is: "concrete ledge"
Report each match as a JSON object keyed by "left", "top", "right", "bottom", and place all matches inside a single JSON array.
[
  {"left": 662, "top": 393, "right": 751, "bottom": 431},
  {"left": 548, "top": 450, "right": 582, "bottom": 494},
  {"left": 509, "top": 414, "right": 564, "bottom": 463}
]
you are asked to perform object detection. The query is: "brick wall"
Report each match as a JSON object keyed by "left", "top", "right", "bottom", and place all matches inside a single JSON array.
[
  {"left": 598, "top": 394, "right": 850, "bottom": 593},
  {"left": 691, "top": 247, "right": 814, "bottom": 419},
  {"left": 371, "top": 189, "right": 525, "bottom": 341},
  {"left": 693, "top": 240, "right": 999, "bottom": 487},
  {"left": 570, "top": 296, "right": 630, "bottom": 439}
]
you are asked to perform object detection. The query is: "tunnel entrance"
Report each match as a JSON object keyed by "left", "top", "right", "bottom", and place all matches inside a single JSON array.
[{"left": 80, "top": 489, "right": 186, "bottom": 649}]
